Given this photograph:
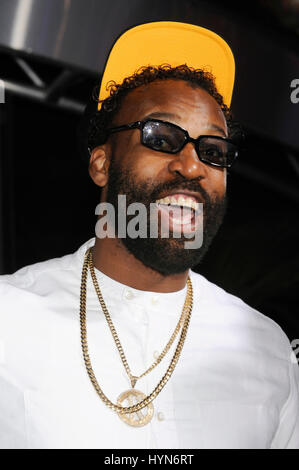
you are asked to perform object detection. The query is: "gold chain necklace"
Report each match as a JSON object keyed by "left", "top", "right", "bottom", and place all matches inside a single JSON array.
[{"left": 80, "top": 247, "right": 193, "bottom": 427}]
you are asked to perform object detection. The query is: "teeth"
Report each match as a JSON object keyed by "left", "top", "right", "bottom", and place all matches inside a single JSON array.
[
  {"left": 178, "top": 196, "right": 185, "bottom": 207},
  {"left": 155, "top": 195, "right": 199, "bottom": 211}
]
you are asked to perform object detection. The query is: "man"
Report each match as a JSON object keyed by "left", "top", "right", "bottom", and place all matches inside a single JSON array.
[{"left": 0, "top": 22, "right": 298, "bottom": 449}]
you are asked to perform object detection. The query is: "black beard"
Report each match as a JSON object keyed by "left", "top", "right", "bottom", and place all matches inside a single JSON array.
[{"left": 105, "top": 159, "right": 227, "bottom": 276}]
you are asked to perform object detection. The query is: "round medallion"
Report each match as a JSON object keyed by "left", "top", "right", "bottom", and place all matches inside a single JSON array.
[{"left": 117, "top": 389, "right": 154, "bottom": 427}]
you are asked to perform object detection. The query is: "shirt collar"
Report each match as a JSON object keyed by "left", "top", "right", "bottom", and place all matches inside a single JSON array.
[{"left": 75, "top": 237, "right": 189, "bottom": 308}]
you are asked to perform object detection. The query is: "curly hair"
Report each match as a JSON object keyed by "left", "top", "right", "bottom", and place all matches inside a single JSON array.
[{"left": 85, "top": 64, "right": 238, "bottom": 159}]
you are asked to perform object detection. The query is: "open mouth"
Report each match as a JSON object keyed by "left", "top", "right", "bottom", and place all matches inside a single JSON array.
[{"left": 154, "top": 194, "right": 202, "bottom": 234}]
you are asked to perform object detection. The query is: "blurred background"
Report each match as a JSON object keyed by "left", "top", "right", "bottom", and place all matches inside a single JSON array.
[{"left": 0, "top": 0, "right": 298, "bottom": 341}]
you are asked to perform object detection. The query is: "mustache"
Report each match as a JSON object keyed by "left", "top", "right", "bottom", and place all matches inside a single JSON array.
[{"left": 150, "top": 176, "right": 211, "bottom": 203}]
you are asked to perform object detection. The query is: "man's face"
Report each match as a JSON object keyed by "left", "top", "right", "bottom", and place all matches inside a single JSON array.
[{"left": 101, "top": 79, "right": 227, "bottom": 275}]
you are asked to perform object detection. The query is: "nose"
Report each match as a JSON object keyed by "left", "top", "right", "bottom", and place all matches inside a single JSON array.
[{"left": 167, "top": 142, "right": 207, "bottom": 179}]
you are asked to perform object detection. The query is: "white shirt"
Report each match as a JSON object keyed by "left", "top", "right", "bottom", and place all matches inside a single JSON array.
[{"left": 0, "top": 237, "right": 298, "bottom": 449}]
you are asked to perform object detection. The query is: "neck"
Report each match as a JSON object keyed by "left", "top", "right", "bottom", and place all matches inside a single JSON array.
[{"left": 91, "top": 236, "right": 189, "bottom": 293}]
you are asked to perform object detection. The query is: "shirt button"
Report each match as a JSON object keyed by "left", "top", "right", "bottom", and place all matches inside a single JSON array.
[
  {"left": 124, "top": 289, "right": 134, "bottom": 300},
  {"left": 157, "top": 412, "right": 165, "bottom": 421},
  {"left": 153, "top": 350, "right": 160, "bottom": 360},
  {"left": 151, "top": 296, "right": 159, "bottom": 305}
]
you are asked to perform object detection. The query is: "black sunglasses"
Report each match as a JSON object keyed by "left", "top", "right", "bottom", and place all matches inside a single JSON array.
[{"left": 106, "top": 118, "right": 238, "bottom": 168}]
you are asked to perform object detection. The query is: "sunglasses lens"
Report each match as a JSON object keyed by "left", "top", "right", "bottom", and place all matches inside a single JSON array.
[
  {"left": 197, "top": 137, "right": 238, "bottom": 167},
  {"left": 142, "top": 121, "right": 185, "bottom": 153}
]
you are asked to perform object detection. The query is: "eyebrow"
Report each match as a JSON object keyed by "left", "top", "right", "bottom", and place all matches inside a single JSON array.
[
  {"left": 206, "top": 124, "right": 227, "bottom": 138},
  {"left": 144, "top": 112, "right": 182, "bottom": 121},
  {"left": 143, "top": 112, "right": 227, "bottom": 137}
]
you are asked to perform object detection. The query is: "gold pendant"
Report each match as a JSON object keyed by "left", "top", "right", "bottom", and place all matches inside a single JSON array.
[{"left": 117, "top": 389, "right": 154, "bottom": 427}]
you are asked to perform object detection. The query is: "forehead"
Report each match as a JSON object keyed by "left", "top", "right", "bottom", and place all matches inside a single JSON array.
[{"left": 112, "top": 79, "right": 226, "bottom": 128}]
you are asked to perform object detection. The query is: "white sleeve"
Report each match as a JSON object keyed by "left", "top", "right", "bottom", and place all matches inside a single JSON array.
[{"left": 270, "top": 350, "right": 299, "bottom": 449}]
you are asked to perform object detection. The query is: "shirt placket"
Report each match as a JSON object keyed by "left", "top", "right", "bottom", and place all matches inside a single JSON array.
[{"left": 142, "top": 293, "right": 180, "bottom": 448}]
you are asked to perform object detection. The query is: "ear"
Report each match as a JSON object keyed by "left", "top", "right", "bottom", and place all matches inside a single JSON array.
[{"left": 88, "top": 145, "right": 110, "bottom": 187}]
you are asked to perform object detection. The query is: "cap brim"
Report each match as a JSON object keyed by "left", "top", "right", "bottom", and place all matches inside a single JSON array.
[{"left": 98, "top": 21, "right": 235, "bottom": 110}]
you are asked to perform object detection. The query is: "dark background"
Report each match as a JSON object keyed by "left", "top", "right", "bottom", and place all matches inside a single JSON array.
[{"left": 0, "top": 0, "right": 298, "bottom": 342}]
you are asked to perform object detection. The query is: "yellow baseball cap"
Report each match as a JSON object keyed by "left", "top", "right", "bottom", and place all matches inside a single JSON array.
[{"left": 98, "top": 21, "right": 235, "bottom": 110}]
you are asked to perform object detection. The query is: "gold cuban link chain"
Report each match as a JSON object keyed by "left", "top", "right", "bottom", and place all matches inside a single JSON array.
[
  {"left": 80, "top": 247, "right": 193, "bottom": 414},
  {"left": 88, "top": 247, "right": 192, "bottom": 387}
]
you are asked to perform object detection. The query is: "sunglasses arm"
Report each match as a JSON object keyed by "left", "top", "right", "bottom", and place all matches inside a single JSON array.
[{"left": 107, "top": 121, "right": 142, "bottom": 135}]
